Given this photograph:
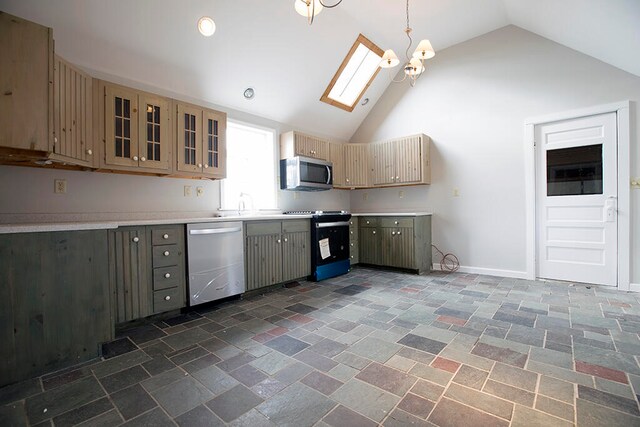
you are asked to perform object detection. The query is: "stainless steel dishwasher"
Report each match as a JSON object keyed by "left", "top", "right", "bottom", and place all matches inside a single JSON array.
[{"left": 187, "top": 222, "right": 245, "bottom": 306}]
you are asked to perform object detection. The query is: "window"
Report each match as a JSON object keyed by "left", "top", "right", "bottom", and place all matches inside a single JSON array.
[
  {"left": 320, "top": 33, "right": 384, "bottom": 112},
  {"left": 221, "top": 121, "right": 277, "bottom": 210},
  {"left": 547, "top": 144, "right": 603, "bottom": 196}
]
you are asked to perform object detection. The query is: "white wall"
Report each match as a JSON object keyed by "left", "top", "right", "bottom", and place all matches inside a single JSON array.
[{"left": 350, "top": 25, "right": 640, "bottom": 283}]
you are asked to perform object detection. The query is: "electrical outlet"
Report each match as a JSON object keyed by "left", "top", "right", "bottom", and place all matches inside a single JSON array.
[
  {"left": 54, "top": 179, "right": 67, "bottom": 194},
  {"left": 363, "top": 192, "right": 368, "bottom": 201},
  {"left": 399, "top": 190, "right": 404, "bottom": 199},
  {"left": 196, "top": 186, "right": 204, "bottom": 197},
  {"left": 631, "top": 178, "right": 640, "bottom": 189},
  {"left": 453, "top": 188, "right": 460, "bottom": 197},
  {"left": 184, "top": 185, "right": 192, "bottom": 197}
]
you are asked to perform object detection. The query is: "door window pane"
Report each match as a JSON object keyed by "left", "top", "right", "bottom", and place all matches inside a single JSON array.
[{"left": 547, "top": 144, "right": 602, "bottom": 196}]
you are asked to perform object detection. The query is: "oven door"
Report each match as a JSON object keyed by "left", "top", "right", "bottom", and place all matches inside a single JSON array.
[{"left": 312, "top": 221, "right": 350, "bottom": 267}]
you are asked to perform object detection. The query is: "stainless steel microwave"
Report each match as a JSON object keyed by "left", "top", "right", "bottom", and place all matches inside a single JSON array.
[{"left": 280, "top": 156, "right": 333, "bottom": 191}]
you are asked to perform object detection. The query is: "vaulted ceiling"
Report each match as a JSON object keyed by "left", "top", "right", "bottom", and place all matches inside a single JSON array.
[{"left": 1, "top": 0, "right": 639, "bottom": 141}]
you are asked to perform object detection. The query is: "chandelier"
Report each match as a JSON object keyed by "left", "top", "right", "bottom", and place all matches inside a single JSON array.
[
  {"left": 379, "top": 0, "right": 435, "bottom": 86},
  {"left": 294, "top": 0, "right": 343, "bottom": 25}
]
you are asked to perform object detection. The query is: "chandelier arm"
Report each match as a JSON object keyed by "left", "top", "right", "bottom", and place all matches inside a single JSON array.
[
  {"left": 389, "top": 69, "right": 408, "bottom": 83},
  {"left": 308, "top": 0, "right": 315, "bottom": 25},
  {"left": 319, "top": 0, "right": 343, "bottom": 9}
]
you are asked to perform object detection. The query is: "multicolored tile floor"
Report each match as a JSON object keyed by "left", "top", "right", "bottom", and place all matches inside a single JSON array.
[{"left": 2, "top": 267, "right": 640, "bottom": 426}]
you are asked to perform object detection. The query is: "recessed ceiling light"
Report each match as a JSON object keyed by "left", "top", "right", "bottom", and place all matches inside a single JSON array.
[
  {"left": 197, "top": 16, "right": 216, "bottom": 37},
  {"left": 243, "top": 87, "right": 255, "bottom": 100}
]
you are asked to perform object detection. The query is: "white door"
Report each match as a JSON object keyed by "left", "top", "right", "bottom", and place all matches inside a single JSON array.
[{"left": 536, "top": 112, "right": 617, "bottom": 286}]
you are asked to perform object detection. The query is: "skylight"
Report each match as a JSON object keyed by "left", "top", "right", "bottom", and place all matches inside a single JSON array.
[{"left": 320, "top": 34, "right": 384, "bottom": 112}]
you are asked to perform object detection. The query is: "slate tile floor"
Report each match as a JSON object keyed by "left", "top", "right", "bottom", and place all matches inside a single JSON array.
[{"left": 2, "top": 268, "right": 640, "bottom": 426}]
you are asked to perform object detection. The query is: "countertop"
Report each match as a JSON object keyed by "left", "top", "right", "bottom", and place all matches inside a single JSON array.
[{"left": 0, "top": 211, "right": 432, "bottom": 234}]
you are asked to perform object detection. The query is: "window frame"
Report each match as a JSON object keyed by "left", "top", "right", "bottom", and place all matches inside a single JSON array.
[
  {"left": 320, "top": 33, "right": 385, "bottom": 113},
  {"left": 219, "top": 119, "right": 279, "bottom": 211}
]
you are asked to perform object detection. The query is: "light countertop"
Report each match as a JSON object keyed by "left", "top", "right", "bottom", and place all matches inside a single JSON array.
[{"left": 352, "top": 212, "right": 432, "bottom": 217}]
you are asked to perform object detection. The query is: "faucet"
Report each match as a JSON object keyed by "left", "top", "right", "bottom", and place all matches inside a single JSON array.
[{"left": 238, "top": 192, "right": 254, "bottom": 215}]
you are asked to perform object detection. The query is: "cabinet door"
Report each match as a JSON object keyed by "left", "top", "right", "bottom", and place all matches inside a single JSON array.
[
  {"left": 52, "top": 56, "right": 93, "bottom": 166},
  {"left": 138, "top": 94, "right": 170, "bottom": 171},
  {"left": 246, "top": 234, "right": 282, "bottom": 290},
  {"left": 344, "top": 144, "right": 369, "bottom": 187},
  {"left": 329, "top": 142, "right": 345, "bottom": 187},
  {"left": 392, "top": 227, "right": 415, "bottom": 269},
  {"left": 359, "top": 227, "right": 379, "bottom": 265},
  {"left": 282, "top": 231, "right": 310, "bottom": 281},
  {"left": 109, "top": 227, "right": 151, "bottom": 323},
  {"left": 202, "top": 109, "right": 226, "bottom": 178},
  {"left": 394, "top": 135, "right": 422, "bottom": 184},
  {"left": 0, "top": 12, "right": 52, "bottom": 152},
  {"left": 371, "top": 141, "right": 394, "bottom": 185},
  {"left": 380, "top": 228, "right": 396, "bottom": 267},
  {"left": 105, "top": 85, "right": 139, "bottom": 167},
  {"left": 176, "top": 103, "right": 202, "bottom": 173}
]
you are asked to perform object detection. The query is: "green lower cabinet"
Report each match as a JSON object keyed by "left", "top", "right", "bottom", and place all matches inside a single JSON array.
[
  {"left": 109, "top": 224, "right": 186, "bottom": 324},
  {"left": 358, "top": 215, "right": 432, "bottom": 274},
  {"left": 0, "top": 230, "right": 112, "bottom": 387},
  {"left": 245, "top": 220, "right": 310, "bottom": 291},
  {"left": 349, "top": 217, "right": 359, "bottom": 265}
]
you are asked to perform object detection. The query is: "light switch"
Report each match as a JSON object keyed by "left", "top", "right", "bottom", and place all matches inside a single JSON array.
[
  {"left": 196, "top": 186, "right": 204, "bottom": 197},
  {"left": 399, "top": 190, "right": 404, "bottom": 199},
  {"left": 184, "top": 186, "right": 192, "bottom": 197}
]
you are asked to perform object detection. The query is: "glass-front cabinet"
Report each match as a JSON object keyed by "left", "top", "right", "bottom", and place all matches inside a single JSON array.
[
  {"left": 102, "top": 82, "right": 171, "bottom": 172},
  {"left": 176, "top": 102, "right": 226, "bottom": 178}
]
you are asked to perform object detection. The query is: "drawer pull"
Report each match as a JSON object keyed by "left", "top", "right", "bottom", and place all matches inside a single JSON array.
[
  {"left": 284, "top": 238, "right": 288, "bottom": 242},
  {"left": 163, "top": 250, "right": 170, "bottom": 256},
  {"left": 204, "top": 164, "right": 209, "bottom": 169},
  {"left": 140, "top": 157, "right": 146, "bottom": 162},
  {"left": 394, "top": 221, "right": 399, "bottom": 225},
  {"left": 372, "top": 230, "right": 376, "bottom": 234},
  {"left": 392, "top": 231, "right": 396, "bottom": 235},
  {"left": 86, "top": 149, "right": 92, "bottom": 155},
  {"left": 132, "top": 236, "right": 139, "bottom": 243},
  {"left": 164, "top": 273, "right": 171, "bottom": 279},
  {"left": 164, "top": 295, "right": 171, "bottom": 301},
  {"left": 133, "top": 155, "right": 139, "bottom": 161},
  {"left": 366, "top": 221, "right": 370, "bottom": 225},
  {"left": 398, "top": 231, "right": 402, "bottom": 235},
  {"left": 276, "top": 239, "right": 281, "bottom": 244},
  {"left": 163, "top": 233, "right": 169, "bottom": 239}
]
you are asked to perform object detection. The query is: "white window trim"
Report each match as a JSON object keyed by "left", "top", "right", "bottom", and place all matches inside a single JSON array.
[
  {"left": 523, "top": 100, "right": 631, "bottom": 291},
  {"left": 219, "top": 119, "right": 279, "bottom": 212}
]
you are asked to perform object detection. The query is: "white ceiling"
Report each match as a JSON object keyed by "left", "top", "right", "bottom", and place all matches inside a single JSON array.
[{"left": 1, "top": 0, "right": 638, "bottom": 141}]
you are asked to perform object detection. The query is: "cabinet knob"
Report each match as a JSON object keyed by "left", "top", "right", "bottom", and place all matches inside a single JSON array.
[
  {"left": 394, "top": 221, "right": 399, "bottom": 225},
  {"left": 54, "top": 136, "right": 58, "bottom": 143},
  {"left": 391, "top": 176, "right": 394, "bottom": 180},
  {"left": 204, "top": 164, "right": 209, "bottom": 169},
  {"left": 132, "top": 236, "right": 139, "bottom": 243},
  {"left": 398, "top": 231, "right": 402, "bottom": 235},
  {"left": 140, "top": 157, "right": 146, "bottom": 162},
  {"left": 164, "top": 273, "right": 171, "bottom": 279},
  {"left": 163, "top": 250, "right": 170, "bottom": 256},
  {"left": 349, "top": 221, "right": 353, "bottom": 225},
  {"left": 396, "top": 176, "right": 399, "bottom": 180},
  {"left": 276, "top": 239, "right": 281, "bottom": 244},
  {"left": 350, "top": 231, "right": 353, "bottom": 234},
  {"left": 164, "top": 295, "right": 171, "bottom": 301},
  {"left": 366, "top": 221, "right": 370, "bottom": 225},
  {"left": 350, "top": 243, "right": 354, "bottom": 247},
  {"left": 86, "top": 149, "right": 92, "bottom": 155},
  {"left": 197, "top": 163, "right": 203, "bottom": 168},
  {"left": 133, "top": 156, "right": 139, "bottom": 161},
  {"left": 284, "top": 238, "right": 288, "bottom": 242},
  {"left": 392, "top": 231, "right": 396, "bottom": 235},
  {"left": 372, "top": 230, "right": 376, "bottom": 234},
  {"left": 163, "top": 234, "right": 169, "bottom": 239},
  {"left": 346, "top": 178, "right": 350, "bottom": 182}
]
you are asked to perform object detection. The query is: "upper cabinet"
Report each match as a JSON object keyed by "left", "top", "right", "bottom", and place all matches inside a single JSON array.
[
  {"left": 280, "top": 131, "right": 328, "bottom": 160},
  {"left": 0, "top": 12, "right": 53, "bottom": 153},
  {"left": 51, "top": 56, "right": 94, "bottom": 167},
  {"left": 371, "top": 134, "right": 431, "bottom": 186},
  {"left": 344, "top": 143, "right": 370, "bottom": 188},
  {"left": 175, "top": 102, "right": 226, "bottom": 178},
  {"left": 329, "top": 141, "right": 346, "bottom": 188},
  {"left": 99, "top": 81, "right": 171, "bottom": 173}
]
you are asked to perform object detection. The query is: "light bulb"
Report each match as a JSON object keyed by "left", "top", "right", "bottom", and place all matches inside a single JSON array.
[
  {"left": 197, "top": 16, "right": 216, "bottom": 37},
  {"left": 404, "top": 58, "right": 425, "bottom": 76},
  {"left": 294, "top": 0, "right": 323, "bottom": 17}
]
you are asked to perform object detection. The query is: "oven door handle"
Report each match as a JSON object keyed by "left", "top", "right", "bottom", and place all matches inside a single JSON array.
[
  {"left": 326, "top": 165, "right": 331, "bottom": 185},
  {"left": 316, "top": 221, "right": 350, "bottom": 228}
]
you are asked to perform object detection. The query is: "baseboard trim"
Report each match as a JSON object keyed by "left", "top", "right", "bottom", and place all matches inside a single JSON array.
[
  {"left": 432, "top": 264, "right": 528, "bottom": 279},
  {"left": 629, "top": 283, "right": 640, "bottom": 293}
]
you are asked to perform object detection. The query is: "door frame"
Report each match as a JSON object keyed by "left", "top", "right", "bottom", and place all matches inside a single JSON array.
[{"left": 523, "top": 100, "right": 631, "bottom": 290}]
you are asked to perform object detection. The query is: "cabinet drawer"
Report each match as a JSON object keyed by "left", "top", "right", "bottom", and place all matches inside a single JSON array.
[
  {"left": 152, "top": 227, "right": 182, "bottom": 245},
  {"left": 282, "top": 219, "right": 309, "bottom": 233},
  {"left": 360, "top": 217, "right": 378, "bottom": 227},
  {"left": 152, "top": 244, "right": 181, "bottom": 267},
  {"left": 246, "top": 221, "right": 282, "bottom": 236},
  {"left": 380, "top": 217, "right": 414, "bottom": 228},
  {"left": 153, "top": 287, "right": 183, "bottom": 313},
  {"left": 152, "top": 266, "right": 181, "bottom": 290}
]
